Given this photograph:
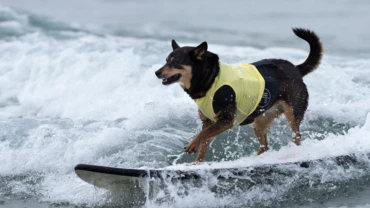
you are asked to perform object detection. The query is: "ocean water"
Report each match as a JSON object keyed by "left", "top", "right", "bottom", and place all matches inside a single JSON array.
[{"left": 0, "top": 0, "right": 370, "bottom": 207}]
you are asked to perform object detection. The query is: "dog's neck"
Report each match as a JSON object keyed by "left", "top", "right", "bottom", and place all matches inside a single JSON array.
[{"left": 185, "top": 54, "right": 220, "bottom": 99}]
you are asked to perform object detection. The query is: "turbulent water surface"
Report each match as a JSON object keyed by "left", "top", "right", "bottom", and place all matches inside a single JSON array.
[{"left": 1, "top": 0, "right": 370, "bottom": 207}]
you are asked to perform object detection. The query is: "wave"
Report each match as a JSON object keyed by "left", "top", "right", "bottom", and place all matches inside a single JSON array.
[
  {"left": 1, "top": 32, "right": 369, "bottom": 124},
  {"left": 0, "top": 5, "right": 93, "bottom": 38}
]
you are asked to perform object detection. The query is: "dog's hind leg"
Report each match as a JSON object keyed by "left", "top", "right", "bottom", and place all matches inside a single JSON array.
[
  {"left": 253, "top": 101, "right": 284, "bottom": 155},
  {"left": 282, "top": 89, "right": 308, "bottom": 146}
]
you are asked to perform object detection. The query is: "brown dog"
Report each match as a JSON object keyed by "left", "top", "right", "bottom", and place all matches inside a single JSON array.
[{"left": 155, "top": 28, "right": 322, "bottom": 163}]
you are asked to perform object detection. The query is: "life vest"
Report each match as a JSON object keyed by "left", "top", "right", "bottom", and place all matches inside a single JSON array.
[{"left": 195, "top": 62, "right": 265, "bottom": 126}]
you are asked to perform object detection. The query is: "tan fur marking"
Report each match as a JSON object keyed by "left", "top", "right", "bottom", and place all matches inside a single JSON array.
[
  {"left": 159, "top": 64, "right": 193, "bottom": 89},
  {"left": 166, "top": 57, "right": 169, "bottom": 61},
  {"left": 170, "top": 57, "right": 174, "bottom": 62},
  {"left": 161, "top": 65, "right": 174, "bottom": 75},
  {"left": 187, "top": 105, "right": 235, "bottom": 162},
  {"left": 179, "top": 65, "right": 192, "bottom": 89},
  {"left": 253, "top": 101, "right": 284, "bottom": 155},
  {"left": 193, "top": 48, "right": 205, "bottom": 60},
  {"left": 282, "top": 101, "right": 301, "bottom": 145},
  {"left": 193, "top": 110, "right": 215, "bottom": 163},
  {"left": 193, "top": 120, "right": 233, "bottom": 162}
]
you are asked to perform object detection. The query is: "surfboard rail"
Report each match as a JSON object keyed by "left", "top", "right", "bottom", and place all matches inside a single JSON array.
[{"left": 75, "top": 153, "right": 370, "bottom": 190}]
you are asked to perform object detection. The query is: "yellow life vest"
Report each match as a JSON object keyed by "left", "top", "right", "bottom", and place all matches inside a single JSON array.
[{"left": 195, "top": 62, "right": 265, "bottom": 126}]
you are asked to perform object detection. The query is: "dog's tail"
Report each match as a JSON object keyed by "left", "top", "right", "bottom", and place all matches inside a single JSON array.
[{"left": 293, "top": 28, "right": 323, "bottom": 77}]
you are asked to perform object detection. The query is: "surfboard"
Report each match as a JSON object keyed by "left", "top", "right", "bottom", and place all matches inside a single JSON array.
[{"left": 75, "top": 153, "right": 367, "bottom": 190}]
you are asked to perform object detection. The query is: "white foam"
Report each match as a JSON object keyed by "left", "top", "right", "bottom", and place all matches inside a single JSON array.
[
  {"left": 0, "top": 34, "right": 194, "bottom": 121},
  {"left": 166, "top": 113, "right": 370, "bottom": 170}
]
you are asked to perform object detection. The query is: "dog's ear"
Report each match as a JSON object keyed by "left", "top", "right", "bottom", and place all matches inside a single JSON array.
[
  {"left": 191, "top": 41, "right": 207, "bottom": 59},
  {"left": 172, "top": 39, "right": 180, "bottom": 50}
]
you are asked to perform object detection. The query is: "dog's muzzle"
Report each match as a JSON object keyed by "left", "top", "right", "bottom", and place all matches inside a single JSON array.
[
  {"left": 155, "top": 69, "right": 181, "bottom": 85},
  {"left": 155, "top": 69, "right": 163, "bottom": 78}
]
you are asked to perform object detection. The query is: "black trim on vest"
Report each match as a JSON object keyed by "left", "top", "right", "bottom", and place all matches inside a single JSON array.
[
  {"left": 239, "top": 60, "right": 279, "bottom": 125},
  {"left": 212, "top": 85, "right": 236, "bottom": 115}
]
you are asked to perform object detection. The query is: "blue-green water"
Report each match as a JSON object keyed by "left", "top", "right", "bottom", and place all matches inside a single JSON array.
[{"left": 0, "top": 0, "right": 370, "bottom": 207}]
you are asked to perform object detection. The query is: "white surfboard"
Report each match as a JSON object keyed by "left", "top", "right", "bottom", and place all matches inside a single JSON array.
[{"left": 75, "top": 154, "right": 363, "bottom": 190}]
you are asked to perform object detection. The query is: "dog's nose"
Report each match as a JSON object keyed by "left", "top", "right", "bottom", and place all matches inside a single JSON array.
[{"left": 155, "top": 69, "right": 162, "bottom": 78}]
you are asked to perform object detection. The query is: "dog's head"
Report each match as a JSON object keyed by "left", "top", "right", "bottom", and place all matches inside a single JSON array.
[{"left": 155, "top": 40, "right": 208, "bottom": 89}]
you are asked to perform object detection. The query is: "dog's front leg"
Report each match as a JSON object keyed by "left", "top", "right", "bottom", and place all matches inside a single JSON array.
[
  {"left": 191, "top": 110, "right": 214, "bottom": 162},
  {"left": 185, "top": 104, "right": 236, "bottom": 162}
]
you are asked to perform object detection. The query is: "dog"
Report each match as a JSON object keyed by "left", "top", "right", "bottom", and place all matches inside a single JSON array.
[{"left": 155, "top": 28, "right": 323, "bottom": 163}]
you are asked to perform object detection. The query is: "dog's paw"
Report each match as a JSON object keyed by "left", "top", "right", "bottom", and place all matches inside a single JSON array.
[
  {"left": 257, "top": 146, "right": 269, "bottom": 155},
  {"left": 193, "top": 155, "right": 205, "bottom": 164},
  {"left": 192, "top": 160, "right": 201, "bottom": 165},
  {"left": 185, "top": 138, "right": 201, "bottom": 153},
  {"left": 293, "top": 133, "right": 301, "bottom": 146},
  {"left": 192, "top": 160, "right": 205, "bottom": 165}
]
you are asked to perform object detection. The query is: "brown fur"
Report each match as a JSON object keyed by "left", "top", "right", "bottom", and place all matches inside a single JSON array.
[
  {"left": 178, "top": 65, "right": 192, "bottom": 89},
  {"left": 254, "top": 101, "right": 284, "bottom": 155},
  {"left": 159, "top": 64, "right": 193, "bottom": 89},
  {"left": 187, "top": 105, "right": 235, "bottom": 162}
]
